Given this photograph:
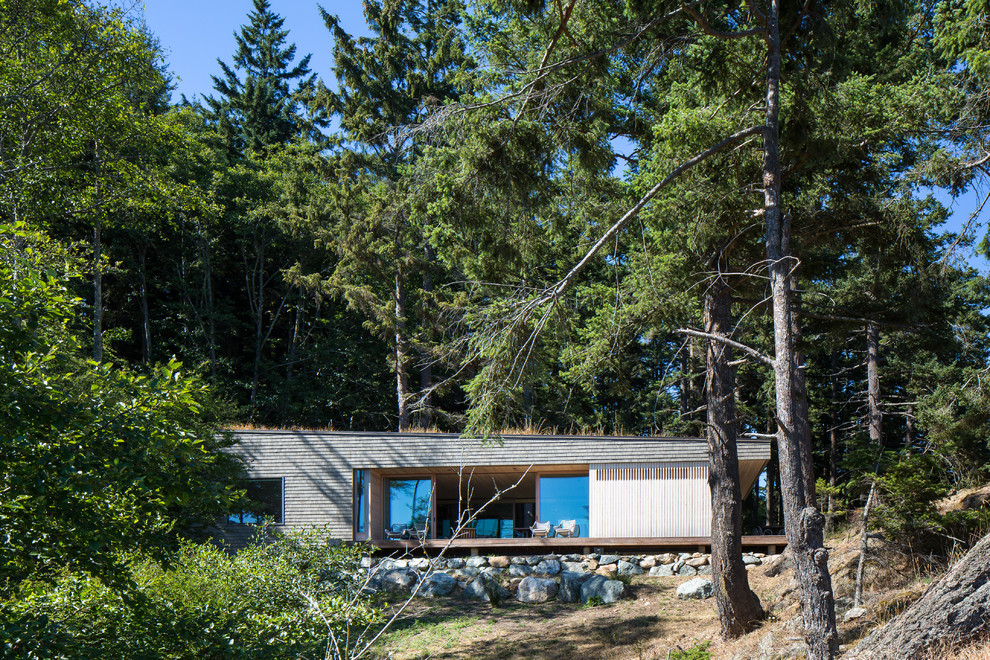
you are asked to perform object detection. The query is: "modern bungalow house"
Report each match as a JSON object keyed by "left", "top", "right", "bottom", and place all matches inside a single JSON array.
[{"left": 220, "top": 430, "right": 777, "bottom": 552}]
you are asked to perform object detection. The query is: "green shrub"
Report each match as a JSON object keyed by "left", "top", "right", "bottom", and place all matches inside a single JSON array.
[
  {"left": 3, "top": 527, "right": 384, "bottom": 659},
  {"left": 669, "top": 640, "right": 712, "bottom": 660}
]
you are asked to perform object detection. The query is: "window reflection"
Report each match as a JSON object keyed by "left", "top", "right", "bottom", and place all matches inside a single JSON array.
[
  {"left": 388, "top": 478, "right": 432, "bottom": 530},
  {"left": 539, "top": 475, "right": 588, "bottom": 537}
]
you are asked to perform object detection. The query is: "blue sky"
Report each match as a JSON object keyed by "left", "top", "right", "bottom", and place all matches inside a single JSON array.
[
  {"left": 141, "top": 0, "right": 370, "bottom": 102},
  {"left": 139, "top": 1, "right": 988, "bottom": 273}
]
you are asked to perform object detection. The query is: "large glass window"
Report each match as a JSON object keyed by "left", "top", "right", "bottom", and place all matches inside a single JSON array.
[
  {"left": 388, "top": 478, "right": 432, "bottom": 531},
  {"left": 228, "top": 478, "right": 283, "bottom": 524},
  {"left": 539, "top": 474, "right": 588, "bottom": 537},
  {"left": 353, "top": 470, "right": 366, "bottom": 536}
]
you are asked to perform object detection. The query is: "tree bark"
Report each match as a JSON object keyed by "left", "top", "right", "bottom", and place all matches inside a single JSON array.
[
  {"left": 791, "top": 276, "right": 815, "bottom": 503},
  {"left": 867, "top": 322, "right": 882, "bottom": 446},
  {"left": 853, "top": 480, "right": 876, "bottom": 608},
  {"left": 420, "top": 243, "right": 435, "bottom": 429},
  {"left": 705, "top": 267, "right": 764, "bottom": 636},
  {"left": 763, "top": 2, "right": 838, "bottom": 656},
  {"left": 826, "top": 351, "right": 839, "bottom": 534},
  {"left": 849, "top": 532, "right": 990, "bottom": 658},
  {"left": 396, "top": 267, "right": 410, "bottom": 432}
]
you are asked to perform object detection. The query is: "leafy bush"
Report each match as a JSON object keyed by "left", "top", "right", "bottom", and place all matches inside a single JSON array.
[
  {"left": 2, "top": 527, "right": 384, "bottom": 659},
  {"left": 0, "top": 223, "right": 242, "bottom": 588}
]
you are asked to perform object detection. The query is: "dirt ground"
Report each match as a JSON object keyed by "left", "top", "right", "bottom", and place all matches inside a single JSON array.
[{"left": 376, "top": 570, "right": 792, "bottom": 660}]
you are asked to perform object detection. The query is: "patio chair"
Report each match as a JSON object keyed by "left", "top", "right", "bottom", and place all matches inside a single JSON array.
[
  {"left": 413, "top": 521, "right": 429, "bottom": 541},
  {"left": 530, "top": 520, "right": 552, "bottom": 538},
  {"left": 385, "top": 523, "right": 411, "bottom": 540},
  {"left": 553, "top": 520, "right": 579, "bottom": 537}
]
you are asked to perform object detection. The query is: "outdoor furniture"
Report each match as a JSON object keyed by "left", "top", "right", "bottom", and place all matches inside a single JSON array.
[
  {"left": 553, "top": 520, "right": 579, "bottom": 537},
  {"left": 385, "top": 523, "right": 411, "bottom": 540},
  {"left": 530, "top": 520, "right": 552, "bottom": 538},
  {"left": 413, "top": 521, "right": 429, "bottom": 541},
  {"left": 475, "top": 518, "right": 499, "bottom": 538}
]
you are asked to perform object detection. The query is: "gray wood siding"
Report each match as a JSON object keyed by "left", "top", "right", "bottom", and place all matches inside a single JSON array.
[{"left": 225, "top": 430, "right": 771, "bottom": 542}]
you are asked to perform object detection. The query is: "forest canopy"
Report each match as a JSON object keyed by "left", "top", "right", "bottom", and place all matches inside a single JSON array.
[{"left": 1, "top": 0, "right": 990, "bottom": 657}]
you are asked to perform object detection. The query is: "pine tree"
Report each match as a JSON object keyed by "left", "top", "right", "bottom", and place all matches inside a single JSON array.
[
  {"left": 318, "top": 0, "right": 474, "bottom": 431},
  {"left": 205, "top": 0, "right": 316, "bottom": 153}
]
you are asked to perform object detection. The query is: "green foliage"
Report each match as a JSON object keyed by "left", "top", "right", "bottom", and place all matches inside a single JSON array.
[
  {"left": 871, "top": 454, "right": 990, "bottom": 553},
  {"left": 2, "top": 528, "right": 383, "bottom": 659},
  {"left": 0, "top": 223, "right": 241, "bottom": 587},
  {"left": 669, "top": 641, "right": 712, "bottom": 660},
  {"left": 583, "top": 595, "right": 605, "bottom": 608},
  {"left": 205, "top": 0, "right": 318, "bottom": 152}
]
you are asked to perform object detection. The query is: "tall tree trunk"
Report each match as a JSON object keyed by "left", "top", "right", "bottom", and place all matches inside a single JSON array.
[
  {"left": 853, "top": 480, "right": 876, "bottom": 608},
  {"left": 705, "top": 267, "right": 764, "bottom": 636},
  {"left": 766, "top": 435, "right": 778, "bottom": 529},
  {"left": 249, "top": 238, "right": 265, "bottom": 406},
  {"left": 867, "top": 322, "right": 882, "bottom": 446},
  {"left": 762, "top": 2, "right": 838, "bottom": 656},
  {"left": 854, "top": 322, "right": 884, "bottom": 609},
  {"left": 905, "top": 404, "right": 914, "bottom": 455},
  {"left": 420, "top": 243, "right": 435, "bottom": 429},
  {"left": 138, "top": 239, "right": 151, "bottom": 364},
  {"left": 791, "top": 276, "right": 815, "bottom": 503},
  {"left": 395, "top": 268, "right": 410, "bottom": 432},
  {"left": 92, "top": 217, "right": 103, "bottom": 363},
  {"left": 826, "top": 351, "right": 840, "bottom": 534}
]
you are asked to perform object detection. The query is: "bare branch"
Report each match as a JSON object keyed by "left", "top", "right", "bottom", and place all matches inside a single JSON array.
[
  {"left": 682, "top": 3, "right": 765, "bottom": 40},
  {"left": 675, "top": 327, "right": 774, "bottom": 366}
]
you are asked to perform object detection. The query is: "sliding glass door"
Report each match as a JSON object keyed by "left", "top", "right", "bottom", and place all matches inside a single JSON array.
[{"left": 539, "top": 474, "right": 589, "bottom": 537}]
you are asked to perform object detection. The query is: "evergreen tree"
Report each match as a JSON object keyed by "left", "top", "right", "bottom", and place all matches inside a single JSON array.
[
  {"left": 205, "top": 0, "right": 317, "bottom": 153},
  {"left": 318, "top": 0, "right": 475, "bottom": 431}
]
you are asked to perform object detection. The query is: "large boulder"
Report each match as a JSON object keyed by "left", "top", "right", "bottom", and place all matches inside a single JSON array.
[
  {"left": 508, "top": 564, "right": 532, "bottom": 578},
  {"left": 464, "top": 573, "right": 510, "bottom": 601},
  {"left": 419, "top": 572, "right": 458, "bottom": 598},
  {"left": 676, "top": 578, "right": 714, "bottom": 600},
  {"left": 381, "top": 568, "right": 419, "bottom": 593},
  {"left": 640, "top": 556, "right": 657, "bottom": 569},
  {"left": 447, "top": 557, "right": 466, "bottom": 569},
  {"left": 534, "top": 559, "right": 561, "bottom": 576},
  {"left": 453, "top": 567, "right": 481, "bottom": 579},
  {"left": 675, "top": 563, "right": 698, "bottom": 577},
  {"left": 466, "top": 556, "right": 488, "bottom": 568},
  {"left": 598, "top": 554, "right": 621, "bottom": 566},
  {"left": 742, "top": 554, "right": 763, "bottom": 565},
  {"left": 848, "top": 532, "right": 990, "bottom": 659},
  {"left": 649, "top": 564, "right": 674, "bottom": 577},
  {"left": 559, "top": 570, "right": 594, "bottom": 602},
  {"left": 618, "top": 560, "right": 644, "bottom": 576},
  {"left": 580, "top": 575, "right": 625, "bottom": 604},
  {"left": 488, "top": 555, "right": 510, "bottom": 568},
  {"left": 686, "top": 557, "right": 708, "bottom": 568},
  {"left": 516, "top": 576, "right": 558, "bottom": 603},
  {"left": 596, "top": 564, "right": 618, "bottom": 578}
]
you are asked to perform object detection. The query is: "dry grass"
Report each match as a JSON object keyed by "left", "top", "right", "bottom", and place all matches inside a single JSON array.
[{"left": 227, "top": 423, "right": 687, "bottom": 438}]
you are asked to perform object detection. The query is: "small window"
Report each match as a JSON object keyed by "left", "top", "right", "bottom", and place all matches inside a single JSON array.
[{"left": 228, "top": 478, "right": 283, "bottom": 524}]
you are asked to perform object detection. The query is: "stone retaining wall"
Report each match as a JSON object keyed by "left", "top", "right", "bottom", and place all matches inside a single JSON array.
[{"left": 363, "top": 551, "right": 775, "bottom": 604}]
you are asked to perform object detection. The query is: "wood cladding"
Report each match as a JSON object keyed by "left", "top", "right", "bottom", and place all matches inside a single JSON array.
[{"left": 590, "top": 462, "right": 711, "bottom": 537}]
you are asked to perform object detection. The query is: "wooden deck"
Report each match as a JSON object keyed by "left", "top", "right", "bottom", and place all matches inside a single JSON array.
[{"left": 371, "top": 535, "right": 787, "bottom": 555}]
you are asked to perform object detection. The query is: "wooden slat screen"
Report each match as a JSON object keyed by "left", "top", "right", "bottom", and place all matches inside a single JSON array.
[{"left": 589, "top": 462, "right": 710, "bottom": 537}]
